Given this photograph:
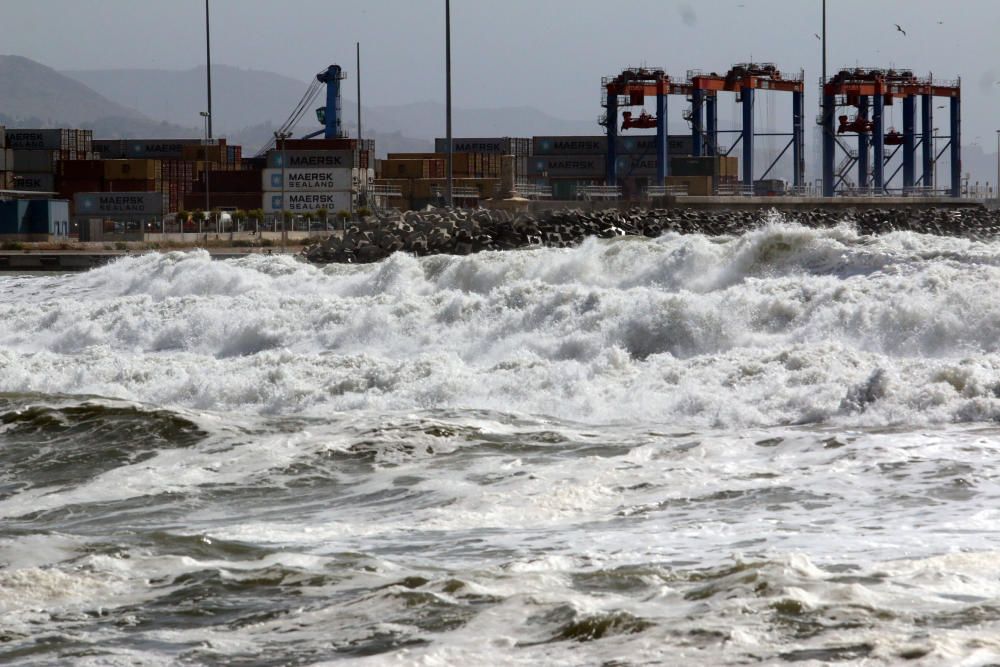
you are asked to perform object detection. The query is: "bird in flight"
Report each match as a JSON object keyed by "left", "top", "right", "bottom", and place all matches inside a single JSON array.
[
  {"left": 814, "top": 33, "right": 821, "bottom": 40},
  {"left": 895, "top": 24, "right": 907, "bottom": 36}
]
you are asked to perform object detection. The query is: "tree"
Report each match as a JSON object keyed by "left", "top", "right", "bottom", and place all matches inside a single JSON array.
[
  {"left": 316, "top": 207, "right": 329, "bottom": 232},
  {"left": 192, "top": 209, "right": 205, "bottom": 234},
  {"left": 234, "top": 209, "right": 248, "bottom": 233},
  {"left": 175, "top": 209, "right": 188, "bottom": 233}
]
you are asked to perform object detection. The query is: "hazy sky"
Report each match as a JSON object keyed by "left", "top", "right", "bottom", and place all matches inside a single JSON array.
[{"left": 4, "top": 0, "right": 1000, "bottom": 147}]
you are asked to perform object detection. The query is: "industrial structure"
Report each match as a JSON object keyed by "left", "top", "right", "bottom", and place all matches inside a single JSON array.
[
  {"left": 820, "top": 68, "right": 961, "bottom": 197},
  {"left": 601, "top": 63, "right": 806, "bottom": 190}
]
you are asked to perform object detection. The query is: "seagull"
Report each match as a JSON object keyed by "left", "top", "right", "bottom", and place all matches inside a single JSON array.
[
  {"left": 895, "top": 23, "right": 907, "bottom": 36},
  {"left": 814, "top": 33, "right": 821, "bottom": 40}
]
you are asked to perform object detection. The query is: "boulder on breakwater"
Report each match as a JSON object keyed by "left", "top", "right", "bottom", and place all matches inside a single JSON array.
[{"left": 302, "top": 206, "right": 1000, "bottom": 264}]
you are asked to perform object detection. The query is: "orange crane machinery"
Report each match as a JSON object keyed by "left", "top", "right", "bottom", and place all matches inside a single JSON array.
[{"left": 820, "top": 67, "right": 961, "bottom": 196}]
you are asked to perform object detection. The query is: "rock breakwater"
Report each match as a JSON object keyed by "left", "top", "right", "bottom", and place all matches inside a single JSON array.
[{"left": 303, "top": 206, "right": 1000, "bottom": 264}]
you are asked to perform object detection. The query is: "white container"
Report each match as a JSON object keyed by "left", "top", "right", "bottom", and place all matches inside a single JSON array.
[
  {"left": 263, "top": 191, "right": 353, "bottom": 214},
  {"left": 262, "top": 168, "right": 353, "bottom": 192}
]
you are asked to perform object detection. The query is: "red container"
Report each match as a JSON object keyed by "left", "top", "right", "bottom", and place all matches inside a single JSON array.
[{"left": 105, "top": 179, "right": 160, "bottom": 193}]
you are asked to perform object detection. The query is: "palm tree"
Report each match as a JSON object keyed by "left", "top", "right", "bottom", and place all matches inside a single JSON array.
[{"left": 316, "top": 207, "right": 329, "bottom": 232}]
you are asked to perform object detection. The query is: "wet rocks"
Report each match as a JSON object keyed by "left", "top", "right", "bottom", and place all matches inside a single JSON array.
[{"left": 302, "top": 206, "right": 1000, "bottom": 264}]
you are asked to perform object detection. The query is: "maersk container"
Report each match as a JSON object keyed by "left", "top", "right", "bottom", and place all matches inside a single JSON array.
[
  {"left": 266, "top": 150, "right": 355, "bottom": 169},
  {"left": 4, "top": 129, "right": 71, "bottom": 151},
  {"left": 12, "top": 173, "right": 55, "bottom": 192},
  {"left": 527, "top": 155, "right": 604, "bottom": 178},
  {"left": 262, "top": 168, "right": 353, "bottom": 192},
  {"left": 74, "top": 192, "right": 164, "bottom": 218},
  {"left": 11, "top": 150, "right": 58, "bottom": 173},
  {"left": 263, "top": 191, "right": 353, "bottom": 214},
  {"left": 434, "top": 137, "right": 531, "bottom": 156},
  {"left": 533, "top": 135, "right": 694, "bottom": 156}
]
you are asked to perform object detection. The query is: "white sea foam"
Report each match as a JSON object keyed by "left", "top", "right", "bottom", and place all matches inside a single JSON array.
[{"left": 4, "top": 222, "right": 1000, "bottom": 428}]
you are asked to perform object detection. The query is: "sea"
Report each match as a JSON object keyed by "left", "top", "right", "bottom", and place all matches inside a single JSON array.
[{"left": 3, "top": 216, "right": 1000, "bottom": 665}]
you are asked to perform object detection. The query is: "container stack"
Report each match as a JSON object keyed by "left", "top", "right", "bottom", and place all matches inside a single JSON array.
[
  {"left": 0, "top": 127, "right": 11, "bottom": 191},
  {"left": 529, "top": 134, "right": 695, "bottom": 199},
  {"left": 261, "top": 141, "right": 369, "bottom": 216},
  {"left": 667, "top": 155, "right": 739, "bottom": 195},
  {"left": 185, "top": 169, "right": 262, "bottom": 212},
  {"left": 5, "top": 129, "right": 96, "bottom": 197},
  {"left": 435, "top": 137, "right": 531, "bottom": 181}
]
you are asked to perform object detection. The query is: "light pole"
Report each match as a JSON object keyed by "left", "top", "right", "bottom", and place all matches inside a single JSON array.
[
  {"left": 200, "top": 111, "right": 211, "bottom": 237},
  {"left": 205, "top": 0, "right": 213, "bottom": 138},
  {"left": 445, "top": 0, "right": 453, "bottom": 207},
  {"left": 274, "top": 131, "right": 291, "bottom": 252},
  {"left": 995, "top": 130, "right": 999, "bottom": 200}
]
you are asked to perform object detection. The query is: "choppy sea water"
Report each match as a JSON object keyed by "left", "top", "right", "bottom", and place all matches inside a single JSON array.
[{"left": 4, "top": 218, "right": 1000, "bottom": 665}]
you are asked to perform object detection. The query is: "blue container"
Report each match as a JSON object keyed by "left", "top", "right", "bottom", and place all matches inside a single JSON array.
[{"left": 0, "top": 200, "right": 29, "bottom": 234}]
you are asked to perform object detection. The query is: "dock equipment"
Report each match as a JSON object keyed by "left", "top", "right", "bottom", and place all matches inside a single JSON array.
[
  {"left": 686, "top": 64, "right": 805, "bottom": 191},
  {"left": 599, "top": 67, "right": 691, "bottom": 185},
  {"left": 255, "top": 64, "right": 348, "bottom": 155},
  {"left": 820, "top": 68, "right": 961, "bottom": 197},
  {"left": 600, "top": 63, "right": 805, "bottom": 189}
]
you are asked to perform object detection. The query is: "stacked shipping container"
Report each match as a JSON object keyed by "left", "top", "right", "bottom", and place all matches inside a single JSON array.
[
  {"left": 0, "top": 127, "right": 10, "bottom": 191},
  {"left": 4, "top": 129, "right": 97, "bottom": 200}
]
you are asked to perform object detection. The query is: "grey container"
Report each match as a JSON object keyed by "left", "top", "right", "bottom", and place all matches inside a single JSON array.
[
  {"left": 11, "top": 150, "right": 58, "bottom": 173},
  {"left": 4, "top": 129, "right": 70, "bottom": 150},
  {"left": 0, "top": 149, "right": 12, "bottom": 171},
  {"left": 527, "top": 155, "right": 604, "bottom": 178},
  {"left": 125, "top": 139, "right": 207, "bottom": 159},
  {"left": 12, "top": 173, "right": 55, "bottom": 192},
  {"left": 435, "top": 137, "right": 530, "bottom": 156},
  {"left": 670, "top": 156, "right": 720, "bottom": 177},
  {"left": 74, "top": 192, "right": 164, "bottom": 218},
  {"left": 266, "top": 149, "right": 355, "bottom": 169},
  {"left": 92, "top": 140, "right": 127, "bottom": 159},
  {"left": 533, "top": 135, "right": 695, "bottom": 156}
]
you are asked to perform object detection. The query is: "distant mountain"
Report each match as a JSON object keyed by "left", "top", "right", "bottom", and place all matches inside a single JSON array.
[
  {"left": 61, "top": 64, "right": 605, "bottom": 151},
  {"left": 67, "top": 64, "right": 312, "bottom": 135},
  {"left": 0, "top": 55, "right": 197, "bottom": 138}
]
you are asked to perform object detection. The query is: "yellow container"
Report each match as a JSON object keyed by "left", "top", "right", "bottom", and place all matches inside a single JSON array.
[{"left": 103, "top": 159, "right": 161, "bottom": 181}]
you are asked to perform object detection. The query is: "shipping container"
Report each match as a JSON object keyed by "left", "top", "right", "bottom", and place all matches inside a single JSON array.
[
  {"left": 74, "top": 192, "right": 164, "bottom": 218},
  {"left": 434, "top": 137, "right": 531, "bottom": 156},
  {"left": 11, "top": 150, "right": 59, "bottom": 173},
  {"left": 280, "top": 138, "right": 367, "bottom": 152},
  {"left": 182, "top": 144, "right": 226, "bottom": 163},
  {"left": 380, "top": 159, "right": 445, "bottom": 179},
  {"left": 0, "top": 126, "right": 5, "bottom": 150},
  {"left": 262, "top": 168, "right": 353, "bottom": 191},
  {"left": 58, "top": 159, "right": 104, "bottom": 180},
  {"left": 527, "top": 155, "right": 604, "bottom": 178},
  {"left": 666, "top": 176, "right": 714, "bottom": 196},
  {"left": 183, "top": 192, "right": 263, "bottom": 211},
  {"left": 531, "top": 135, "right": 694, "bottom": 156},
  {"left": 263, "top": 191, "right": 354, "bottom": 214},
  {"left": 266, "top": 149, "right": 355, "bottom": 169},
  {"left": 12, "top": 173, "right": 55, "bottom": 192},
  {"left": 197, "top": 170, "right": 262, "bottom": 193},
  {"left": 103, "top": 159, "right": 162, "bottom": 181},
  {"left": 0, "top": 149, "right": 10, "bottom": 171},
  {"left": 670, "top": 156, "right": 724, "bottom": 178},
  {"left": 106, "top": 179, "right": 161, "bottom": 193},
  {"left": 5, "top": 129, "right": 73, "bottom": 151}
]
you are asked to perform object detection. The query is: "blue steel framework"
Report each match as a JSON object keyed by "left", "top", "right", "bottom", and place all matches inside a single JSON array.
[
  {"left": 601, "top": 64, "right": 805, "bottom": 190},
  {"left": 688, "top": 64, "right": 805, "bottom": 191},
  {"left": 302, "top": 65, "right": 348, "bottom": 140},
  {"left": 600, "top": 68, "right": 691, "bottom": 186},
  {"left": 820, "top": 68, "right": 961, "bottom": 197}
]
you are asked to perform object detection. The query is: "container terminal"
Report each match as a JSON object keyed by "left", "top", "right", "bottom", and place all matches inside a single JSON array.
[{"left": 0, "top": 59, "right": 985, "bottom": 246}]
